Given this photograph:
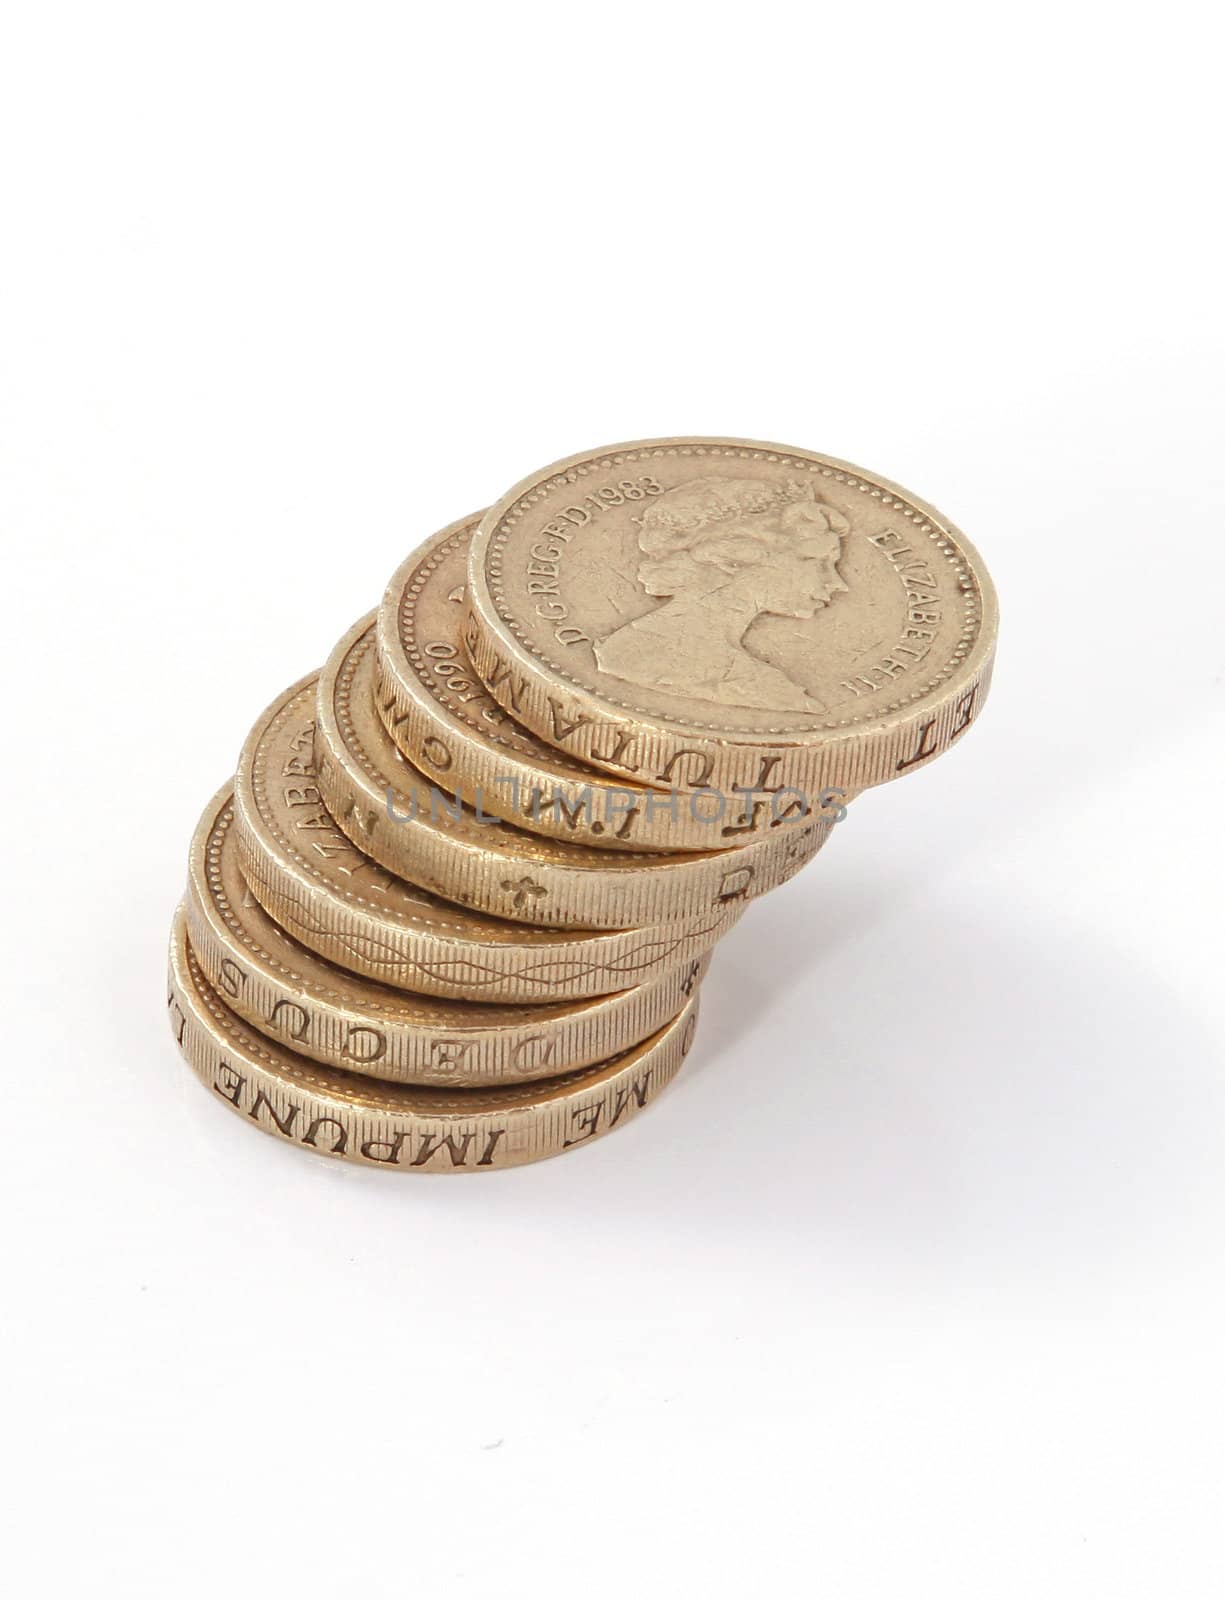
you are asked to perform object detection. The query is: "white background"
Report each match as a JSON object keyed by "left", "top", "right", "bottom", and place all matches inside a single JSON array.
[{"left": 2, "top": 3, "right": 1223, "bottom": 1595}]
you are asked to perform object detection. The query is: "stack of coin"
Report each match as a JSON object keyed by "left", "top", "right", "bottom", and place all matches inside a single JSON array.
[{"left": 167, "top": 438, "right": 998, "bottom": 1172}]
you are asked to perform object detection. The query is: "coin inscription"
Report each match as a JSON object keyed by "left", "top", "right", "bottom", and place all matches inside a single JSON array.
[{"left": 168, "top": 909, "right": 699, "bottom": 1172}]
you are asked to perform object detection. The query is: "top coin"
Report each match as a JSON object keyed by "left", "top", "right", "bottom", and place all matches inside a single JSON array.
[{"left": 466, "top": 438, "right": 998, "bottom": 795}]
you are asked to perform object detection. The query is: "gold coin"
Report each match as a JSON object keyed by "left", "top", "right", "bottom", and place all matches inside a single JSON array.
[
  {"left": 465, "top": 438, "right": 998, "bottom": 796},
  {"left": 233, "top": 672, "right": 743, "bottom": 1002},
  {"left": 317, "top": 612, "right": 832, "bottom": 929},
  {"left": 168, "top": 908, "right": 700, "bottom": 1172},
  {"left": 376, "top": 514, "right": 846, "bottom": 851},
  {"left": 186, "top": 785, "right": 709, "bottom": 1085}
]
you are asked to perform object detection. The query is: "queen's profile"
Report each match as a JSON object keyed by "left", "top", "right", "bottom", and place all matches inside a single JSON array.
[{"left": 593, "top": 476, "right": 850, "bottom": 712}]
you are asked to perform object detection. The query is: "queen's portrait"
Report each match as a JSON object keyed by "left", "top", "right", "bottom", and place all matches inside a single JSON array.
[{"left": 593, "top": 476, "right": 850, "bottom": 712}]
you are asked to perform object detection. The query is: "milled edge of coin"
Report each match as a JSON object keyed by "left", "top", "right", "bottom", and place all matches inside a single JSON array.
[
  {"left": 186, "top": 784, "right": 711, "bottom": 1085},
  {"left": 167, "top": 908, "right": 700, "bottom": 1173},
  {"left": 232, "top": 671, "right": 745, "bottom": 1001},
  {"left": 375, "top": 513, "right": 780, "bottom": 853},
  {"left": 465, "top": 437, "right": 998, "bottom": 795},
  {"left": 316, "top": 613, "right": 834, "bottom": 930}
]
